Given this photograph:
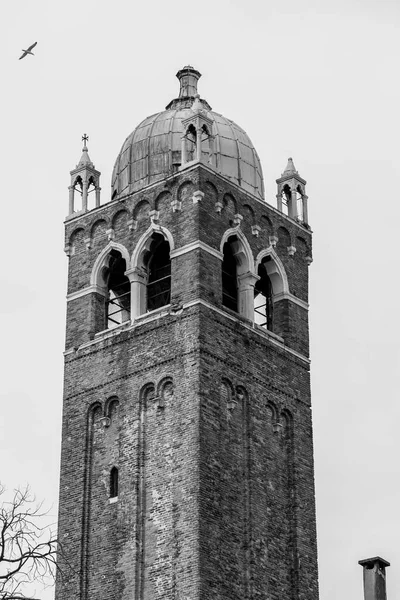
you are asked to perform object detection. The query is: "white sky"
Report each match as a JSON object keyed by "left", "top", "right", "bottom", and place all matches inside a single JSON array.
[{"left": 1, "top": 1, "right": 400, "bottom": 599}]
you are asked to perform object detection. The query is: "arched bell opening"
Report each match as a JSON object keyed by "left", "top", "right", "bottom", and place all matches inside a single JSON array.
[
  {"left": 222, "top": 238, "right": 238, "bottom": 312},
  {"left": 254, "top": 257, "right": 274, "bottom": 331},
  {"left": 183, "top": 124, "right": 197, "bottom": 163},
  {"left": 70, "top": 175, "right": 83, "bottom": 212},
  {"left": 145, "top": 234, "right": 171, "bottom": 312},
  {"left": 102, "top": 250, "right": 131, "bottom": 329},
  {"left": 280, "top": 184, "right": 291, "bottom": 217}
]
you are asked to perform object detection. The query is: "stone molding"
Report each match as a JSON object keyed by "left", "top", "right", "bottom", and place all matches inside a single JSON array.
[
  {"left": 66, "top": 284, "right": 106, "bottom": 302},
  {"left": 170, "top": 240, "right": 223, "bottom": 261},
  {"left": 273, "top": 292, "right": 309, "bottom": 310},
  {"left": 67, "top": 299, "right": 310, "bottom": 364}
]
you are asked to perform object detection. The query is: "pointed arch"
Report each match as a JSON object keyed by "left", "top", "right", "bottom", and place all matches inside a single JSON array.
[
  {"left": 130, "top": 224, "right": 174, "bottom": 271},
  {"left": 89, "top": 242, "right": 131, "bottom": 331},
  {"left": 129, "top": 225, "right": 174, "bottom": 318},
  {"left": 90, "top": 242, "right": 130, "bottom": 287},
  {"left": 220, "top": 228, "right": 254, "bottom": 276},
  {"left": 220, "top": 229, "right": 256, "bottom": 319},
  {"left": 255, "top": 247, "right": 289, "bottom": 295}
]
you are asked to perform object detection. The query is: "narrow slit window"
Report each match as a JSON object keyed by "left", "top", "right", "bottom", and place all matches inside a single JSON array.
[{"left": 110, "top": 467, "right": 118, "bottom": 498}]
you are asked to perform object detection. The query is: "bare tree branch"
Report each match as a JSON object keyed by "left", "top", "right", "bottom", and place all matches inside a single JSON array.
[{"left": 0, "top": 484, "right": 61, "bottom": 600}]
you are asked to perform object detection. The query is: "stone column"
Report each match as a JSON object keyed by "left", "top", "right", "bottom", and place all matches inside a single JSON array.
[
  {"left": 196, "top": 127, "right": 202, "bottom": 161},
  {"left": 302, "top": 194, "right": 309, "bottom": 224},
  {"left": 125, "top": 267, "right": 147, "bottom": 321},
  {"left": 95, "top": 186, "right": 101, "bottom": 208},
  {"left": 82, "top": 179, "right": 88, "bottom": 212},
  {"left": 289, "top": 187, "right": 298, "bottom": 219},
  {"left": 181, "top": 135, "right": 187, "bottom": 165},
  {"left": 68, "top": 186, "right": 74, "bottom": 215},
  {"left": 276, "top": 192, "right": 282, "bottom": 213},
  {"left": 238, "top": 271, "right": 259, "bottom": 321}
]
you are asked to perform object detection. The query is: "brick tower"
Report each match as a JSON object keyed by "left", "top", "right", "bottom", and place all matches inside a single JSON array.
[{"left": 56, "top": 66, "right": 319, "bottom": 600}]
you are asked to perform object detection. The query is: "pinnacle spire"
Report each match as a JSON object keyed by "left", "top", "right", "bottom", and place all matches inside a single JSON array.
[
  {"left": 77, "top": 133, "right": 94, "bottom": 168},
  {"left": 282, "top": 157, "right": 298, "bottom": 176}
]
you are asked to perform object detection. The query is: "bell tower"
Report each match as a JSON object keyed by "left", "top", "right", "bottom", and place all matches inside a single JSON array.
[{"left": 56, "top": 67, "right": 319, "bottom": 600}]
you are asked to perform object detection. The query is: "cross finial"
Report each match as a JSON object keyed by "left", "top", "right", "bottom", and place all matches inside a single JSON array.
[{"left": 82, "top": 133, "right": 89, "bottom": 150}]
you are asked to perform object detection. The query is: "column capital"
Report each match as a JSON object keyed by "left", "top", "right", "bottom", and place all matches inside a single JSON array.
[
  {"left": 238, "top": 271, "right": 259, "bottom": 288},
  {"left": 125, "top": 267, "right": 147, "bottom": 283}
]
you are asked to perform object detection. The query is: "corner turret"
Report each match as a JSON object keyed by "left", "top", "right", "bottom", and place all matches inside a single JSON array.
[
  {"left": 276, "top": 157, "right": 309, "bottom": 225},
  {"left": 68, "top": 134, "right": 101, "bottom": 217}
]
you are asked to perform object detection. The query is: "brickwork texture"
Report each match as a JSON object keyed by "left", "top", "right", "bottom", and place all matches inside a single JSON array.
[{"left": 55, "top": 164, "right": 319, "bottom": 600}]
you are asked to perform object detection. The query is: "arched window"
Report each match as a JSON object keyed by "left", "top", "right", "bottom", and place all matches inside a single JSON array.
[
  {"left": 146, "top": 234, "right": 171, "bottom": 312},
  {"left": 254, "top": 257, "right": 273, "bottom": 331},
  {"left": 110, "top": 467, "right": 118, "bottom": 498},
  {"left": 222, "top": 238, "right": 238, "bottom": 312},
  {"left": 185, "top": 124, "right": 197, "bottom": 162},
  {"left": 72, "top": 175, "right": 83, "bottom": 212},
  {"left": 102, "top": 250, "right": 130, "bottom": 329}
]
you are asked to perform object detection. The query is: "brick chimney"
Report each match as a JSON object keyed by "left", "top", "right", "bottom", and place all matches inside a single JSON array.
[{"left": 359, "top": 557, "right": 390, "bottom": 600}]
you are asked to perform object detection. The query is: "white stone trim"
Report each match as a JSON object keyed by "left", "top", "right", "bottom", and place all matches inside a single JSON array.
[
  {"left": 255, "top": 247, "right": 289, "bottom": 295},
  {"left": 192, "top": 190, "right": 204, "bottom": 204},
  {"left": 274, "top": 292, "right": 309, "bottom": 310},
  {"left": 133, "top": 304, "right": 171, "bottom": 325},
  {"left": 65, "top": 298, "right": 310, "bottom": 364},
  {"left": 170, "top": 241, "right": 223, "bottom": 261},
  {"left": 130, "top": 223, "right": 175, "bottom": 270},
  {"left": 67, "top": 284, "right": 106, "bottom": 302},
  {"left": 183, "top": 299, "right": 310, "bottom": 364},
  {"left": 220, "top": 228, "right": 255, "bottom": 274},
  {"left": 90, "top": 242, "right": 130, "bottom": 287}
]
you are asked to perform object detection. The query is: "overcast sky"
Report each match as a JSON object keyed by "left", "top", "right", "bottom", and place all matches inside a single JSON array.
[{"left": 1, "top": 1, "right": 400, "bottom": 599}]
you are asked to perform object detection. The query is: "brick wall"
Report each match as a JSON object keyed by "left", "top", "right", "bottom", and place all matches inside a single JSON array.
[{"left": 56, "top": 164, "right": 318, "bottom": 600}]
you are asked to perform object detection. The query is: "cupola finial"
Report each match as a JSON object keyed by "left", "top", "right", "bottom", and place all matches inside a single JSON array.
[
  {"left": 176, "top": 65, "right": 201, "bottom": 98},
  {"left": 82, "top": 133, "right": 89, "bottom": 152}
]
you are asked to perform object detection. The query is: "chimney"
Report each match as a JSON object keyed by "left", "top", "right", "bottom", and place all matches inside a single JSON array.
[{"left": 359, "top": 557, "right": 390, "bottom": 600}]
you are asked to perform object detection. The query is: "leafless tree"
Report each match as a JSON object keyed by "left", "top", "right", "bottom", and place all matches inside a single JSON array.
[{"left": 0, "top": 484, "right": 58, "bottom": 600}]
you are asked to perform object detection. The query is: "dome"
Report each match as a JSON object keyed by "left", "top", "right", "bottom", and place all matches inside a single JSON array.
[{"left": 111, "top": 66, "right": 264, "bottom": 201}]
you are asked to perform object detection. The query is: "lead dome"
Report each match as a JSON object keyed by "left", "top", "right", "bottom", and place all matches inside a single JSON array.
[{"left": 111, "top": 66, "right": 265, "bottom": 201}]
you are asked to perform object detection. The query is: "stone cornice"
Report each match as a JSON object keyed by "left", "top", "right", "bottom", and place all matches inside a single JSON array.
[
  {"left": 66, "top": 284, "right": 106, "bottom": 301},
  {"left": 64, "top": 298, "right": 310, "bottom": 364},
  {"left": 274, "top": 292, "right": 309, "bottom": 310},
  {"left": 170, "top": 240, "right": 223, "bottom": 261}
]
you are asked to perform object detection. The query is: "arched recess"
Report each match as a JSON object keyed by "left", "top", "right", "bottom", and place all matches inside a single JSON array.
[
  {"left": 128, "top": 225, "right": 174, "bottom": 319},
  {"left": 255, "top": 248, "right": 289, "bottom": 296},
  {"left": 254, "top": 248, "right": 289, "bottom": 332},
  {"left": 220, "top": 229, "right": 256, "bottom": 320},
  {"left": 69, "top": 227, "right": 86, "bottom": 256},
  {"left": 153, "top": 377, "right": 174, "bottom": 410},
  {"left": 242, "top": 204, "right": 255, "bottom": 225},
  {"left": 91, "top": 242, "right": 131, "bottom": 287},
  {"left": 90, "top": 242, "right": 131, "bottom": 331}
]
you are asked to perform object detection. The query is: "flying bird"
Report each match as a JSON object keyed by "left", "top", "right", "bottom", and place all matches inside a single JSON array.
[{"left": 19, "top": 42, "right": 37, "bottom": 60}]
